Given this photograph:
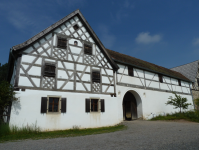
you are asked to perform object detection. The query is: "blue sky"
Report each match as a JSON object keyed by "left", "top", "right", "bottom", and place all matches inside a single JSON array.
[{"left": 1, "top": 0, "right": 199, "bottom": 69}]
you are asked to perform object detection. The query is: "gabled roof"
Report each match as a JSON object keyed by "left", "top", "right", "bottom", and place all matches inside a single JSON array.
[
  {"left": 11, "top": 9, "right": 119, "bottom": 70},
  {"left": 106, "top": 49, "right": 190, "bottom": 82},
  {"left": 171, "top": 60, "right": 199, "bottom": 82}
]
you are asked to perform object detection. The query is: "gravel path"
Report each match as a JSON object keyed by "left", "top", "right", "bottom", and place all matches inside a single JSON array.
[{"left": 1, "top": 120, "right": 199, "bottom": 150}]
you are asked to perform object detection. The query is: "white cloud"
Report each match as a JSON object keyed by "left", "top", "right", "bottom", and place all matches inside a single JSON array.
[
  {"left": 193, "top": 38, "right": 199, "bottom": 46},
  {"left": 135, "top": 32, "right": 162, "bottom": 44}
]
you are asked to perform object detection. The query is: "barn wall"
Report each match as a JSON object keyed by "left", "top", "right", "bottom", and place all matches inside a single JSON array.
[
  {"left": 116, "top": 85, "right": 194, "bottom": 121},
  {"left": 9, "top": 90, "right": 119, "bottom": 131}
]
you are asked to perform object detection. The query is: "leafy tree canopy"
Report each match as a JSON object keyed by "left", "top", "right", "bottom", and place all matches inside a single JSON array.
[
  {"left": 0, "top": 63, "right": 8, "bottom": 82},
  {"left": 0, "top": 80, "right": 17, "bottom": 110}
]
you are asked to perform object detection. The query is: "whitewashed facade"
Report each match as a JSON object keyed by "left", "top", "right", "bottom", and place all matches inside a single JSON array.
[{"left": 7, "top": 10, "right": 194, "bottom": 131}]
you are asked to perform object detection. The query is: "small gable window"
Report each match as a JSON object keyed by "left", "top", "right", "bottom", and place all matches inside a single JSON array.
[
  {"left": 74, "top": 41, "right": 78, "bottom": 46},
  {"left": 128, "top": 66, "right": 134, "bottom": 76},
  {"left": 84, "top": 44, "right": 92, "bottom": 55},
  {"left": 92, "top": 71, "right": 100, "bottom": 83},
  {"left": 44, "top": 63, "right": 56, "bottom": 77},
  {"left": 73, "top": 24, "right": 79, "bottom": 31},
  {"left": 158, "top": 74, "right": 163, "bottom": 83},
  {"left": 57, "top": 37, "right": 67, "bottom": 49}
]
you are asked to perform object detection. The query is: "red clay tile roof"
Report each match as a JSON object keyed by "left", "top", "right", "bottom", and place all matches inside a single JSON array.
[{"left": 106, "top": 49, "right": 190, "bottom": 82}]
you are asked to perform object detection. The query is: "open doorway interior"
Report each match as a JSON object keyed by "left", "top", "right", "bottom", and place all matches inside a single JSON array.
[{"left": 123, "top": 91, "right": 137, "bottom": 120}]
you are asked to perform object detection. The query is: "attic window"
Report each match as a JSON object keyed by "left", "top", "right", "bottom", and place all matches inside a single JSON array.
[
  {"left": 44, "top": 63, "right": 56, "bottom": 77},
  {"left": 178, "top": 79, "right": 181, "bottom": 86},
  {"left": 128, "top": 66, "right": 134, "bottom": 76},
  {"left": 84, "top": 44, "right": 92, "bottom": 55},
  {"left": 57, "top": 37, "right": 67, "bottom": 49},
  {"left": 74, "top": 41, "right": 78, "bottom": 46},
  {"left": 158, "top": 74, "right": 163, "bottom": 83},
  {"left": 92, "top": 71, "right": 100, "bottom": 83},
  {"left": 73, "top": 24, "right": 79, "bottom": 30}
]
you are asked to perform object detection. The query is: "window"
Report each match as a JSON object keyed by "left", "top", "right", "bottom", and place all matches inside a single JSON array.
[
  {"left": 73, "top": 24, "right": 79, "bottom": 30},
  {"left": 48, "top": 97, "right": 59, "bottom": 112},
  {"left": 85, "top": 99, "right": 105, "bottom": 113},
  {"left": 57, "top": 37, "right": 67, "bottom": 49},
  {"left": 128, "top": 66, "right": 134, "bottom": 76},
  {"left": 92, "top": 71, "right": 100, "bottom": 83},
  {"left": 178, "top": 79, "right": 181, "bottom": 86},
  {"left": 84, "top": 44, "right": 92, "bottom": 55},
  {"left": 91, "top": 99, "right": 98, "bottom": 112},
  {"left": 40, "top": 97, "right": 66, "bottom": 113},
  {"left": 158, "top": 74, "right": 163, "bottom": 83},
  {"left": 44, "top": 63, "right": 56, "bottom": 77},
  {"left": 74, "top": 41, "right": 78, "bottom": 46}
]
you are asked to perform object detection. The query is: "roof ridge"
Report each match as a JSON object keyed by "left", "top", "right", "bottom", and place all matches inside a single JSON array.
[{"left": 170, "top": 59, "right": 199, "bottom": 69}]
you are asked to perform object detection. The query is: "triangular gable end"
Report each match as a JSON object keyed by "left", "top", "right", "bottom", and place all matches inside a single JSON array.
[{"left": 11, "top": 9, "right": 119, "bottom": 71}]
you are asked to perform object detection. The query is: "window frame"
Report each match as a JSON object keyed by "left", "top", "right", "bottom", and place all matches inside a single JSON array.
[
  {"left": 57, "top": 37, "right": 67, "bottom": 49},
  {"left": 84, "top": 42, "right": 92, "bottom": 55},
  {"left": 178, "top": 79, "right": 181, "bottom": 86},
  {"left": 158, "top": 74, "right": 163, "bottom": 83},
  {"left": 90, "top": 98, "right": 100, "bottom": 113},
  {"left": 73, "top": 24, "right": 79, "bottom": 31},
  {"left": 92, "top": 70, "right": 101, "bottom": 83},
  {"left": 43, "top": 62, "right": 56, "bottom": 78},
  {"left": 128, "top": 66, "right": 134, "bottom": 76},
  {"left": 47, "top": 95, "right": 61, "bottom": 114}
]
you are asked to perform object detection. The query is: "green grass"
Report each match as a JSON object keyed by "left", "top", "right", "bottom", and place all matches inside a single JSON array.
[
  {"left": 0, "top": 123, "right": 126, "bottom": 143},
  {"left": 150, "top": 110, "right": 199, "bottom": 122}
]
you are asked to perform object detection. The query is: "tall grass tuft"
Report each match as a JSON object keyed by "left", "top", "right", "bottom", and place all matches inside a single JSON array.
[
  {"left": 150, "top": 110, "right": 199, "bottom": 122},
  {"left": 0, "top": 121, "right": 41, "bottom": 137}
]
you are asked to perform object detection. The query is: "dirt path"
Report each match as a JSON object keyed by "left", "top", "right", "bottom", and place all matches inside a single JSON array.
[{"left": 1, "top": 120, "right": 199, "bottom": 150}]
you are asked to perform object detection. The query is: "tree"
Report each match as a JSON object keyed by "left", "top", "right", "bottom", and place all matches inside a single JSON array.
[
  {"left": 194, "top": 98, "right": 199, "bottom": 110},
  {"left": 165, "top": 92, "right": 192, "bottom": 113},
  {"left": 0, "top": 63, "right": 8, "bottom": 82},
  {"left": 0, "top": 81, "right": 18, "bottom": 122}
]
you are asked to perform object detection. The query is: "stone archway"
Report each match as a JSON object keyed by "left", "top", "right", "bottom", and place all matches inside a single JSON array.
[{"left": 122, "top": 90, "right": 143, "bottom": 120}]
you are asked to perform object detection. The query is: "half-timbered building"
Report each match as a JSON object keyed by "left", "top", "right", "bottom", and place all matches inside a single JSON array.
[{"left": 7, "top": 10, "right": 194, "bottom": 130}]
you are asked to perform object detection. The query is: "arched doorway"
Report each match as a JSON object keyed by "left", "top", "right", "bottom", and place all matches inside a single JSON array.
[{"left": 123, "top": 91, "right": 137, "bottom": 120}]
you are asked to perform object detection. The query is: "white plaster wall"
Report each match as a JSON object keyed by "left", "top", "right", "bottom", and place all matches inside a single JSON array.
[
  {"left": 28, "top": 66, "right": 41, "bottom": 76},
  {"left": 145, "top": 71, "right": 155, "bottom": 80},
  {"left": 146, "top": 80, "right": 159, "bottom": 89},
  {"left": 70, "top": 46, "right": 82, "bottom": 54},
  {"left": 135, "top": 69, "right": 144, "bottom": 78},
  {"left": 118, "top": 74, "right": 144, "bottom": 86},
  {"left": 116, "top": 85, "right": 194, "bottom": 121},
  {"left": 10, "top": 90, "right": 120, "bottom": 131}
]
